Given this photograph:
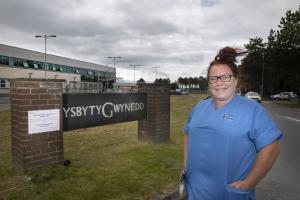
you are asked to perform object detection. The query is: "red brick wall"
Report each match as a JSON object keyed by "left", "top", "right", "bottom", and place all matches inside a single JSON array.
[
  {"left": 10, "top": 79, "right": 64, "bottom": 173},
  {"left": 138, "top": 84, "right": 170, "bottom": 143}
]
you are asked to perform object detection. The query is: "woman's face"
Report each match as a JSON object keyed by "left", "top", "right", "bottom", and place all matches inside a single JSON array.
[{"left": 208, "top": 64, "right": 238, "bottom": 103}]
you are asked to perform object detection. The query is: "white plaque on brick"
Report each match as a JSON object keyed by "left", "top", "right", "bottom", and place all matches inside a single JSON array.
[{"left": 28, "top": 109, "right": 60, "bottom": 134}]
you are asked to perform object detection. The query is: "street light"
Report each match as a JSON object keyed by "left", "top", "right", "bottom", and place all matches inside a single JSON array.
[
  {"left": 35, "top": 34, "right": 56, "bottom": 79},
  {"left": 152, "top": 66, "right": 160, "bottom": 81},
  {"left": 108, "top": 57, "right": 121, "bottom": 90},
  {"left": 108, "top": 56, "right": 122, "bottom": 68},
  {"left": 261, "top": 51, "right": 265, "bottom": 97},
  {"left": 130, "top": 64, "right": 141, "bottom": 84}
]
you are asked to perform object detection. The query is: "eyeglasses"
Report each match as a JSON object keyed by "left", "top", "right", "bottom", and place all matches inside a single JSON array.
[{"left": 208, "top": 74, "right": 235, "bottom": 84}]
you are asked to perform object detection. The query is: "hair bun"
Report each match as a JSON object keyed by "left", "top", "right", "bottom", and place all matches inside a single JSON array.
[{"left": 214, "top": 47, "right": 238, "bottom": 64}]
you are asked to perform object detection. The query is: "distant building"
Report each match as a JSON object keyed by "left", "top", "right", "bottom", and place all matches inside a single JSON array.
[{"left": 0, "top": 43, "right": 116, "bottom": 93}]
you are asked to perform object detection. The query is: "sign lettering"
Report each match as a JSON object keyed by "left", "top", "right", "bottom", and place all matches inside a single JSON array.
[{"left": 63, "top": 93, "right": 147, "bottom": 131}]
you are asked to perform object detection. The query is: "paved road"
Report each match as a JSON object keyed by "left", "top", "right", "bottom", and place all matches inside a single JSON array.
[{"left": 256, "top": 101, "right": 300, "bottom": 200}]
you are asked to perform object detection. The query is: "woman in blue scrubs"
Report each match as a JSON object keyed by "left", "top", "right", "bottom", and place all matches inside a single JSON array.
[{"left": 184, "top": 47, "right": 282, "bottom": 200}]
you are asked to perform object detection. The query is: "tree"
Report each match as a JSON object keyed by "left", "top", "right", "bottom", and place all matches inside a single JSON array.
[
  {"left": 170, "top": 82, "right": 179, "bottom": 90},
  {"left": 270, "top": 9, "right": 300, "bottom": 93},
  {"left": 177, "top": 77, "right": 183, "bottom": 88},
  {"left": 198, "top": 76, "right": 208, "bottom": 91},
  {"left": 239, "top": 8, "right": 300, "bottom": 95},
  {"left": 136, "top": 78, "right": 146, "bottom": 84},
  {"left": 154, "top": 78, "right": 170, "bottom": 84},
  {"left": 183, "top": 77, "right": 188, "bottom": 89},
  {"left": 239, "top": 37, "right": 266, "bottom": 93}
]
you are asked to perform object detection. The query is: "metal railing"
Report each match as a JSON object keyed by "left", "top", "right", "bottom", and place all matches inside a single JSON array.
[{"left": 63, "top": 81, "right": 102, "bottom": 93}]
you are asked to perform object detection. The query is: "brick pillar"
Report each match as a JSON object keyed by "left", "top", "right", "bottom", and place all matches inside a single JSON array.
[
  {"left": 10, "top": 79, "right": 64, "bottom": 173},
  {"left": 138, "top": 83, "right": 170, "bottom": 143}
]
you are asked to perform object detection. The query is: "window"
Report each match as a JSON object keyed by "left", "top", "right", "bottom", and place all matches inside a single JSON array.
[
  {"left": 75, "top": 69, "right": 79, "bottom": 74},
  {"left": 65, "top": 66, "right": 72, "bottom": 73},
  {"left": 8, "top": 58, "right": 14, "bottom": 66},
  {"left": 81, "top": 69, "right": 87, "bottom": 76},
  {"left": 55, "top": 65, "right": 60, "bottom": 71},
  {"left": 23, "top": 62, "right": 29, "bottom": 68},
  {"left": 87, "top": 71, "right": 92, "bottom": 75},
  {"left": 0, "top": 56, "right": 8, "bottom": 65},
  {"left": 14, "top": 58, "right": 22, "bottom": 67},
  {"left": 0, "top": 80, "right": 5, "bottom": 88},
  {"left": 59, "top": 67, "right": 63, "bottom": 72},
  {"left": 33, "top": 63, "right": 39, "bottom": 69},
  {"left": 27, "top": 61, "right": 34, "bottom": 68}
]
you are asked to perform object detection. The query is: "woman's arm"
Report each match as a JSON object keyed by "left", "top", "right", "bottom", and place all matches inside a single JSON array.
[{"left": 230, "top": 141, "right": 280, "bottom": 189}]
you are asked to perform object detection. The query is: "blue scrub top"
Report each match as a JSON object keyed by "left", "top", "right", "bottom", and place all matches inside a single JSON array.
[{"left": 184, "top": 95, "right": 282, "bottom": 200}]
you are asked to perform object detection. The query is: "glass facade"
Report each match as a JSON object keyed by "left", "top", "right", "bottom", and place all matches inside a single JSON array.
[
  {"left": 0, "top": 79, "right": 5, "bottom": 88},
  {"left": 0, "top": 54, "right": 115, "bottom": 82}
]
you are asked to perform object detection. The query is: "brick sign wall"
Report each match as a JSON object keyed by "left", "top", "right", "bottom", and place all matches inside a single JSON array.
[
  {"left": 10, "top": 80, "right": 170, "bottom": 173},
  {"left": 138, "top": 84, "right": 170, "bottom": 143},
  {"left": 10, "top": 79, "right": 64, "bottom": 172}
]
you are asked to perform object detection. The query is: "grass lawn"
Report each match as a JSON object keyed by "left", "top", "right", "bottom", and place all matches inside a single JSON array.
[{"left": 0, "top": 94, "right": 205, "bottom": 200}]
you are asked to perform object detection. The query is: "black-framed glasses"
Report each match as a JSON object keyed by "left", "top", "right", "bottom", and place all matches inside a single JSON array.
[{"left": 208, "top": 74, "right": 235, "bottom": 84}]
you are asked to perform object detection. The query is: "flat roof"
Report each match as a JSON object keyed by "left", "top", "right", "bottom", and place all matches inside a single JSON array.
[{"left": 0, "top": 43, "right": 115, "bottom": 73}]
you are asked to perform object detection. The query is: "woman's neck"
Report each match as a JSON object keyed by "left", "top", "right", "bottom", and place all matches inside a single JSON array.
[{"left": 214, "top": 95, "right": 235, "bottom": 109}]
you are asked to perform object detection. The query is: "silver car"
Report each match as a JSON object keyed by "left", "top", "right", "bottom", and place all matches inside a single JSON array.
[
  {"left": 270, "top": 92, "right": 297, "bottom": 101},
  {"left": 245, "top": 91, "right": 262, "bottom": 103}
]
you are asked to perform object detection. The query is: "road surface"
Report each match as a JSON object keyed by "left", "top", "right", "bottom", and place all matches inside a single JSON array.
[{"left": 256, "top": 101, "right": 300, "bottom": 200}]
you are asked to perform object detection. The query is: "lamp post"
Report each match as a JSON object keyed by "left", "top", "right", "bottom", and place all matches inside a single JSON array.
[
  {"left": 163, "top": 73, "right": 169, "bottom": 78},
  {"left": 261, "top": 51, "right": 265, "bottom": 98},
  {"left": 130, "top": 64, "right": 141, "bottom": 84},
  {"left": 108, "top": 57, "right": 121, "bottom": 91},
  {"left": 152, "top": 66, "right": 160, "bottom": 81},
  {"left": 106, "top": 70, "right": 110, "bottom": 91},
  {"left": 35, "top": 34, "right": 56, "bottom": 79},
  {"left": 108, "top": 56, "right": 122, "bottom": 68}
]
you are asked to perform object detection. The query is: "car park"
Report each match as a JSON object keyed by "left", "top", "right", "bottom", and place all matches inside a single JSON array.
[
  {"left": 245, "top": 91, "right": 261, "bottom": 103},
  {"left": 270, "top": 92, "right": 297, "bottom": 101}
]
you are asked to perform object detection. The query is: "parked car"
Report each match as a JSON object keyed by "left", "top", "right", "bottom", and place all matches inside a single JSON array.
[
  {"left": 270, "top": 92, "right": 297, "bottom": 101},
  {"left": 245, "top": 91, "right": 261, "bottom": 103},
  {"left": 170, "top": 89, "right": 188, "bottom": 95}
]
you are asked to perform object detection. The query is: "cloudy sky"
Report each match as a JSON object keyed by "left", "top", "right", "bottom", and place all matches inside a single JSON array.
[{"left": 0, "top": 0, "right": 299, "bottom": 82}]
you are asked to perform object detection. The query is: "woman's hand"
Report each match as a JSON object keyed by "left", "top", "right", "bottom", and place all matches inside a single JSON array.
[{"left": 229, "top": 180, "right": 254, "bottom": 190}]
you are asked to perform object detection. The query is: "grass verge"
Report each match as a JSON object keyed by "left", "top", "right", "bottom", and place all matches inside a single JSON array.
[{"left": 0, "top": 94, "right": 204, "bottom": 200}]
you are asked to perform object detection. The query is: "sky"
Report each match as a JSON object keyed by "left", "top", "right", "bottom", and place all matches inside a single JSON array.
[{"left": 0, "top": 0, "right": 299, "bottom": 83}]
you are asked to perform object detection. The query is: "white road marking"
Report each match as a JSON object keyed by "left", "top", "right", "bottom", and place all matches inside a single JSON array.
[{"left": 285, "top": 116, "right": 300, "bottom": 122}]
